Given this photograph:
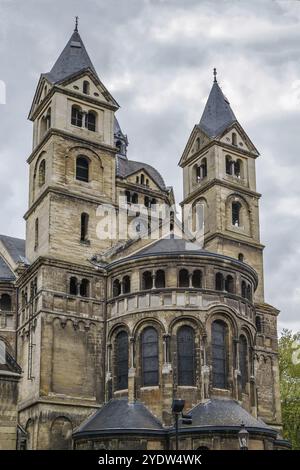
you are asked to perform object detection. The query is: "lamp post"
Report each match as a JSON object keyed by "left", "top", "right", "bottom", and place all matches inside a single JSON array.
[
  {"left": 238, "top": 423, "right": 249, "bottom": 450},
  {"left": 172, "top": 399, "right": 193, "bottom": 450}
]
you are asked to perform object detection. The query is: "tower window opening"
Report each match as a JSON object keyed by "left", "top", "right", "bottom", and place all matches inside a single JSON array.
[
  {"left": 232, "top": 132, "right": 237, "bottom": 146},
  {"left": 136, "top": 176, "right": 139, "bottom": 184},
  {"left": 34, "top": 218, "right": 39, "bottom": 250},
  {"left": 232, "top": 201, "right": 241, "bottom": 227},
  {"left": 234, "top": 160, "right": 241, "bottom": 178},
  {"left": 141, "top": 174, "right": 145, "bottom": 185},
  {"left": 200, "top": 158, "right": 207, "bottom": 178},
  {"left": 195, "top": 137, "right": 200, "bottom": 151},
  {"left": 226, "top": 155, "right": 233, "bottom": 175},
  {"left": 80, "top": 212, "right": 89, "bottom": 242},
  {"left": 76, "top": 156, "right": 89, "bottom": 182},
  {"left": 238, "top": 253, "right": 244, "bottom": 262},
  {"left": 80, "top": 279, "right": 90, "bottom": 298},
  {"left": 83, "top": 80, "right": 90, "bottom": 95},
  {"left": 38, "top": 159, "right": 46, "bottom": 187},
  {"left": 69, "top": 277, "right": 78, "bottom": 295},
  {"left": 71, "top": 105, "right": 83, "bottom": 127},
  {"left": 86, "top": 111, "right": 96, "bottom": 132}
]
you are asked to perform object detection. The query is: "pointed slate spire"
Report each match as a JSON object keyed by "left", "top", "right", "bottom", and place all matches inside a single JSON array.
[
  {"left": 199, "top": 70, "right": 237, "bottom": 138},
  {"left": 44, "top": 29, "right": 98, "bottom": 84}
]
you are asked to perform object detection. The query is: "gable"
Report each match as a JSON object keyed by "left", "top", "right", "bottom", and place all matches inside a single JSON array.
[
  {"left": 62, "top": 72, "right": 116, "bottom": 106},
  {"left": 218, "top": 122, "right": 259, "bottom": 156},
  {"left": 126, "top": 169, "right": 161, "bottom": 192},
  {"left": 179, "top": 126, "right": 211, "bottom": 167},
  {"left": 29, "top": 76, "right": 53, "bottom": 119}
]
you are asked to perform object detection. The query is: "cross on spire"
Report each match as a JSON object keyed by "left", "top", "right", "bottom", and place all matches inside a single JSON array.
[
  {"left": 213, "top": 67, "right": 217, "bottom": 83},
  {"left": 74, "top": 16, "right": 79, "bottom": 32}
]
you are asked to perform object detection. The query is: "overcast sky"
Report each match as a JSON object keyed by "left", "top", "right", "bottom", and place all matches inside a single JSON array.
[{"left": 0, "top": 0, "right": 299, "bottom": 333}]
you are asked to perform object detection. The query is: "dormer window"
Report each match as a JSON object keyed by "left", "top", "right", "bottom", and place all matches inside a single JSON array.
[{"left": 83, "top": 81, "right": 90, "bottom": 95}]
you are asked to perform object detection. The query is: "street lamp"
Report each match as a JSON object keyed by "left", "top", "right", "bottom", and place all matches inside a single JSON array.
[
  {"left": 172, "top": 399, "right": 193, "bottom": 450},
  {"left": 238, "top": 423, "right": 249, "bottom": 450}
]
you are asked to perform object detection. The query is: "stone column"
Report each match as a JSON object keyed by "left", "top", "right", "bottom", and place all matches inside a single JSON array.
[{"left": 128, "top": 336, "right": 136, "bottom": 403}]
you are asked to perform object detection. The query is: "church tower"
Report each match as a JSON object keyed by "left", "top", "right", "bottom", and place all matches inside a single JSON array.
[
  {"left": 25, "top": 23, "right": 119, "bottom": 265},
  {"left": 16, "top": 24, "right": 118, "bottom": 449},
  {"left": 179, "top": 70, "right": 264, "bottom": 302},
  {"left": 179, "top": 71, "right": 282, "bottom": 429}
]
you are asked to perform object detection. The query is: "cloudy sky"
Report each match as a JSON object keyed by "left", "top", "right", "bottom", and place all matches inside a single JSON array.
[{"left": 0, "top": 0, "right": 299, "bottom": 333}]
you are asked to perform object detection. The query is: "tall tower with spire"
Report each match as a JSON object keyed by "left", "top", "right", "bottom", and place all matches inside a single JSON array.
[
  {"left": 179, "top": 70, "right": 264, "bottom": 302},
  {"left": 17, "top": 24, "right": 120, "bottom": 449},
  {"left": 25, "top": 22, "right": 119, "bottom": 265}
]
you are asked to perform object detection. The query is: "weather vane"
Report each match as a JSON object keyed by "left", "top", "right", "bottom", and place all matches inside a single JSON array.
[
  {"left": 75, "top": 16, "right": 79, "bottom": 32},
  {"left": 213, "top": 67, "right": 217, "bottom": 83}
]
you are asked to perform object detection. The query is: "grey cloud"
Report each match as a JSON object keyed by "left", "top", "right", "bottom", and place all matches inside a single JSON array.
[{"left": 0, "top": 0, "right": 299, "bottom": 331}]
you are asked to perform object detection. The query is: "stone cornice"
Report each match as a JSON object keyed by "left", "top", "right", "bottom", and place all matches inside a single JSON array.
[
  {"left": 24, "top": 186, "right": 116, "bottom": 220},
  {"left": 27, "top": 128, "right": 116, "bottom": 164},
  {"left": 181, "top": 177, "right": 261, "bottom": 206}
]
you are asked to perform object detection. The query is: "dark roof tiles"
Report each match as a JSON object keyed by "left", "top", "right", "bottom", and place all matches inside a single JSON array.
[
  {"left": 116, "top": 156, "right": 167, "bottom": 191},
  {"left": 199, "top": 81, "right": 237, "bottom": 138},
  {"left": 185, "top": 399, "right": 271, "bottom": 431},
  {"left": 0, "top": 256, "right": 15, "bottom": 281},
  {"left": 0, "top": 235, "right": 27, "bottom": 264},
  {"left": 44, "top": 31, "right": 98, "bottom": 84},
  {"left": 74, "top": 399, "right": 163, "bottom": 436}
]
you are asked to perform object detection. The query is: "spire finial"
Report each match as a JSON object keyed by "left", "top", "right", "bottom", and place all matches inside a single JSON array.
[
  {"left": 74, "top": 16, "right": 79, "bottom": 32},
  {"left": 213, "top": 67, "right": 217, "bottom": 83}
]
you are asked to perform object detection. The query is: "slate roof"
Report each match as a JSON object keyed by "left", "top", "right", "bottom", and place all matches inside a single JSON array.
[
  {"left": 0, "top": 235, "right": 27, "bottom": 265},
  {"left": 116, "top": 156, "right": 167, "bottom": 191},
  {"left": 73, "top": 399, "right": 164, "bottom": 437},
  {"left": 136, "top": 236, "right": 204, "bottom": 256},
  {"left": 0, "top": 256, "right": 15, "bottom": 281},
  {"left": 44, "top": 30, "right": 98, "bottom": 84},
  {"left": 199, "top": 80, "right": 237, "bottom": 138},
  {"left": 183, "top": 399, "right": 275, "bottom": 434}
]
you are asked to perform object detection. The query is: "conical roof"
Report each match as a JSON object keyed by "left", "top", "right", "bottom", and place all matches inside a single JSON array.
[
  {"left": 199, "top": 79, "right": 237, "bottom": 138},
  {"left": 44, "top": 30, "right": 98, "bottom": 84}
]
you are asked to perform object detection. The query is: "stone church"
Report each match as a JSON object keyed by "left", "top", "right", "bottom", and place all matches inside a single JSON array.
[{"left": 0, "top": 25, "right": 290, "bottom": 450}]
